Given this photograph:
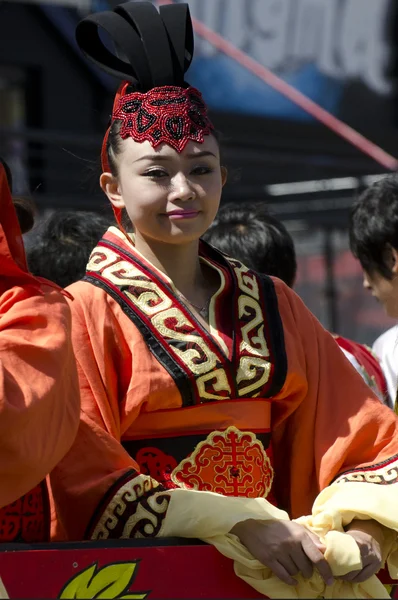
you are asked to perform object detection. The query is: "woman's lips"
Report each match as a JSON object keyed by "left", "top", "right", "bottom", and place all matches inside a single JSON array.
[{"left": 165, "top": 210, "right": 200, "bottom": 220}]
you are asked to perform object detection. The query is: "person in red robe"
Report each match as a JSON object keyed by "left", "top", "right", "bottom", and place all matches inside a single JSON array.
[{"left": 0, "top": 159, "right": 80, "bottom": 542}]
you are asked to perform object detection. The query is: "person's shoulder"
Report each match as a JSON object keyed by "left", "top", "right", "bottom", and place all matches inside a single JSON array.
[
  {"left": 253, "top": 274, "right": 312, "bottom": 335},
  {"left": 65, "top": 279, "right": 113, "bottom": 313},
  {"left": 265, "top": 275, "right": 303, "bottom": 308},
  {"left": 0, "top": 281, "right": 72, "bottom": 333},
  {"left": 66, "top": 279, "right": 99, "bottom": 298},
  {"left": 1, "top": 280, "right": 64, "bottom": 307}
]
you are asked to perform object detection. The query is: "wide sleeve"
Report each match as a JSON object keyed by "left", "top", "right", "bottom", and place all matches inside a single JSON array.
[
  {"left": 0, "top": 284, "right": 80, "bottom": 508},
  {"left": 271, "top": 279, "right": 398, "bottom": 518},
  {"left": 49, "top": 282, "right": 288, "bottom": 542},
  {"left": 269, "top": 279, "right": 398, "bottom": 572}
]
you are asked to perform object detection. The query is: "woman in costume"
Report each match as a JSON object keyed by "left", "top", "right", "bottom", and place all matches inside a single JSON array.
[
  {"left": 49, "top": 3, "right": 398, "bottom": 597},
  {"left": 0, "top": 159, "right": 80, "bottom": 542}
]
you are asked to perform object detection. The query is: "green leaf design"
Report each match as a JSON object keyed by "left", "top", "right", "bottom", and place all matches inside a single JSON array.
[
  {"left": 60, "top": 564, "right": 97, "bottom": 599},
  {"left": 89, "top": 563, "right": 138, "bottom": 598},
  {"left": 59, "top": 561, "right": 148, "bottom": 599}
]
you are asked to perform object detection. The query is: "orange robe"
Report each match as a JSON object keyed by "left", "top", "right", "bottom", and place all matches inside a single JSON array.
[
  {"left": 0, "top": 164, "right": 80, "bottom": 542},
  {"left": 51, "top": 228, "right": 398, "bottom": 540},
  {"left": 49, "top": 226, "right": 398, "bottom": 548}
]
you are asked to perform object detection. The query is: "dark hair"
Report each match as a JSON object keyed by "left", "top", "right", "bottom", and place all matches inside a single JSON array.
[
  {"left": 27, "top": 211, "right": 112, "bottom": 288},
  {"left": 203, "top": 202, "right": 297, "bottom": 287},
  {"left": 107, "top": 119, "right": 123, "bottom": 176},
  {"left": 349, "top": 175, "right": 398, "bottom": 279}
]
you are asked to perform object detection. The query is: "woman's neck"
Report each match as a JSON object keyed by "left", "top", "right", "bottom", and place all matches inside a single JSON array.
[{"left": 134, "top": 232, "right": 204, "bottom": 295}]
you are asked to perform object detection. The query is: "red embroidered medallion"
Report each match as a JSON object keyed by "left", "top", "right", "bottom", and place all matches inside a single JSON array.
[
  {"left": 112, "top": 84, "right": 214, "bottom": 153},
  {"left": 136, "top": 447, "right": 179, "bottom": 489},
  {"left": 0, "top": 482, "right": 48, "bottom": 542},
  {"left": 171, "top": 427, "right": 274, "bottom": 498}
]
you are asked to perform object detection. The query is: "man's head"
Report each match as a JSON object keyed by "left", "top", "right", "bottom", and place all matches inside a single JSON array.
[
  {"left": 27, "top": 211, "right": 112, "bottom": 288},
  {"left": 203, "top": 202, "right": 297, "bottom": 287},
  {"left": 350, "top": 175, "right": 398, "bottom": 318}
]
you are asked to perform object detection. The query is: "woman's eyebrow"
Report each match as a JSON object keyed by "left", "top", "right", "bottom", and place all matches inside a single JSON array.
[
  {"left": 134, "top": 155, "right": 171, "bottom": 163},
  {"left": 134, "top": 150, "right": 217, "bottom": 163},
  {"left": 185, "top": 151, "right": 217, "bottom": 159}
]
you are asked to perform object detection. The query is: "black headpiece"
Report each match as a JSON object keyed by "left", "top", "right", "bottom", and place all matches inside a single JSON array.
[{"left": 76, "top": 1, "right": 194, "bottom": 90}]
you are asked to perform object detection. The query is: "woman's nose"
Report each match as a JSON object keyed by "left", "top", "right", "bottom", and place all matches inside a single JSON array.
[{"left": 169, "top": 174, "right": 196, "bottom": 202}]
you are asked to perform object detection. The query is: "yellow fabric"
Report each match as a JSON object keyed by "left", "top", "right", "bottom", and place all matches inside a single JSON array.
[
  {"left": 161, "top": 488, "right": 289, "bottom": 538},
  {"left": 161, "top": 482, "right": 398, "bottom": 599},
  {"left": 309, "top": 481, "right": 398, "bottom": 579}
]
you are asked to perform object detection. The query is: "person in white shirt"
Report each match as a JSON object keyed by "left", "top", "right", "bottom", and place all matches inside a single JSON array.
[
  {"left": 372, "top": 324, "right": 398, "bottom": 409},
  {"left": 350, "top": 175, "right": 398, "bottom": 411}
]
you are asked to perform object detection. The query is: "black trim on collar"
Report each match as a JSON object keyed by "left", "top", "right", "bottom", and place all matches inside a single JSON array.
[
  {"left": 257, "top": 274, "right": 288, "bottom": 398},
  {"left": 83, "top": 274, "right": 195, "bottom": 407}
]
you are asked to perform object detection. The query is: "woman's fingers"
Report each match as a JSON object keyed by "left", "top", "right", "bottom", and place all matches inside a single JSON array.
[
  {"left": 338, "top": 569, "right": 361, "bottom": 582},
  {"left": 341, "top": 552, "right": 381, "bottom": 583},
  {"left": 301, "top": 534, "right": 334, "bottom": 586},
  {"left": 341, "top": 529, "right": 383, "bottom": 583},
  {"left": 307, "top": 530, "right": 327, "bottom": 554},
  {"left": 339, "top": 559, "right": 381, "bottom": 583},
  {"left": 290, "top": 548, "right": 314, "bottom": 580},
  {"left": 349, "top": 563, "right": 381, "bottom": 583},
  {"left": 280, "top": 555, "right": 300, "bottom": 577},
  {"left": 230, "top": 519, "right": 336, "bottom": 587},
  {"left": 268, "top": 559, "right": 298, "bottom": 586}
]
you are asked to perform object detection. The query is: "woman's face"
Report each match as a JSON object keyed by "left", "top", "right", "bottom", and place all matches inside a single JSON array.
[{"left": 101, "top": 134, "right": 226, "bottom": 245}]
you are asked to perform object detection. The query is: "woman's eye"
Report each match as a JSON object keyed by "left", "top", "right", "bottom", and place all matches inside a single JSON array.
[
  {"left": 192, "top": 166, "right": 213, "bottom": 175},
  {"left": 143, "top": 169, "right": 168, "bottom": 178}
]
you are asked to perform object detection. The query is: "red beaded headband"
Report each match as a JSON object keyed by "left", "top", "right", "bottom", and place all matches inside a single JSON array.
[{"left": 101, "top": 82, "right": 214, "bottom": 172}]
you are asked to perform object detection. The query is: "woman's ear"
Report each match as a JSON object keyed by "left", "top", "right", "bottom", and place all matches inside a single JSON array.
[
  {"left": 391, "top": 246, "right": 398, "bottom": 275},
  {"left": 221, "top": 166, "right": 228, "bottom": 187},
  {"left": 99, "top": 172, "right": 125, "bottom": 209}
]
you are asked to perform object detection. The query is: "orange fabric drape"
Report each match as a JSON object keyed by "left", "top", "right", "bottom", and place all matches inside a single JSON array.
[{"left": 0, "top": 162, "right": 80, "bottom": 508}]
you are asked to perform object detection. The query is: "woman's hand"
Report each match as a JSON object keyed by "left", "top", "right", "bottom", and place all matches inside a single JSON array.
[
  {"left": 230, "top": 519, "right": 334, "bottom": 587},
  {"left": 339, "top": 519, "right": 385, "bottom": 583}
]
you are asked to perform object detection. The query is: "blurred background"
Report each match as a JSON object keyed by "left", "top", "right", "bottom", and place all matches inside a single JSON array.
[{"left": 1, "top": 0, "right": 398, "bottom": 344}]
